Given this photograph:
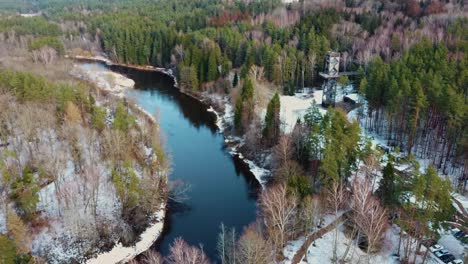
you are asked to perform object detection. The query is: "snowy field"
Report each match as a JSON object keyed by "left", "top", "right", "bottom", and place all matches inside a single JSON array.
[{"left": 280, "top": 88, "right": 326, "bottom": 133}]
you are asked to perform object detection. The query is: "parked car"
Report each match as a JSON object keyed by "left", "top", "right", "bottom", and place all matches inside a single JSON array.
[
  {"left": 454, "top": 230, "right": 465, "bottom": 238},
  {"left": 439, "top": 254, "right": 456, "bottom": 263},
  {"left": 430, "top": 244, "right": 444, "bottom": 252},
  {"left": 448, "top": 259, "right": 463, "bottom": 264},
  {"left": 435, "top": 249, "right": 449, "bottom": 258}
]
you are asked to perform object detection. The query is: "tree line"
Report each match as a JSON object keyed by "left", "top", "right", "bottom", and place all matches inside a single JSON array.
[{"left": 361, "top": 40, "right": 467, "bottom": 191}]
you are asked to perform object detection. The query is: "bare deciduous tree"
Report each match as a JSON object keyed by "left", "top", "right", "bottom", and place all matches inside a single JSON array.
[
  {"left": 142, "top": 250, "right": 163, "bottom": 264},
  {"left": 167, "top": 179, "right": 191, "bottom": 204},
  {"left": 351, "top": 179, "right": 388, "bottom": 260},
  {"left": 31, "top": 47, "right": 58, "bottom": 65},
  {"left": 273, "top": 135, "right": 293, "bottom": 167},
  {"left": 237, "top": 222, "right": 275, "bottom": 264},
  {"left": 260, "top": 183, "right": 297, "bottom": 251},
  {"left": 166, "top": 237, "right": 210, "bottom": 264},
  {"left": 275, "top": 160, "right": 304, "bottom": 182},
  {"left": 298, "top": 195, "right": 322, "bottom": 235},
  {"left": 249, "top": 65, "right": 264, "bottom": 82},
  {"left": 326, "top": 181, "right": 349, "bottom": 262},
  {"left": 217, "top": 223, "right": 237, "bottom": 264}
]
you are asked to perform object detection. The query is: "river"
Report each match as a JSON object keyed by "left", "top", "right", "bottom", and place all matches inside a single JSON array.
[{"left": 108, "top": 65, "right": 261, "bottom": 260}]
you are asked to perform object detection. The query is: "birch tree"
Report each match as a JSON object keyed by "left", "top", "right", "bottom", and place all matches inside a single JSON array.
[
  {"left": 260, "top": 183, "right": 297, "bottom": 251},
  {"left": 166, "top": 238, "right": 210, "bottom": 264},
  {"left": 326, "top": 181, "right": 349, "bottom": 262},
  {"left": 351, "top": 179, "right": 388, "bottom": 261}
]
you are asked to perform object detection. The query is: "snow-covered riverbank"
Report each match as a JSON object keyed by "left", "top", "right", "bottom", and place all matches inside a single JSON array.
[
  {"left": 72, "top": 55, "right": 272, "bottom": 187},
  {"left": 72, "top": 63, "right": 135, "bottom": 96},
  {"left": 69, "top": 55, "right": 179, "bottom": 88},
  {"left": 72, "top": 62, "right": 168, "bottom": 264},
  {"left": 205, "top": 95, "right": 271, "bottom": 186},
  {"left": 86, "top": 203, "right": 165, "bottom": 264}
]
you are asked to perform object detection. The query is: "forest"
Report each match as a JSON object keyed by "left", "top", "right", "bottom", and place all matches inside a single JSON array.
[
  {"left": 0, "top": 0, "right": 466, "bottom": 263},
  {"left": 0, "top": 13, "right": 169, "bottom": 261}
]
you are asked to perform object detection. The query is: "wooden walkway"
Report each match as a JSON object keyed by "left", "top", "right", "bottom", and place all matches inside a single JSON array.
[{"left": 291, "top": 214, "right": 347, "bottom": 264}]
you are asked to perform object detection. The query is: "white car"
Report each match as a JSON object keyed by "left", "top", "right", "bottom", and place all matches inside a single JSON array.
[
  {"left": 449, "top": 260, "right": 463, "bottom": 264},
  {"left": 434, "top": 249, "right": 449, "bottom": 258},
  {"left": 429, "top": 244, "right": 444, "bottom": 252}
]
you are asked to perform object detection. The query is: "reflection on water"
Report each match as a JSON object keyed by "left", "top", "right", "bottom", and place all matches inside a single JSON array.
[{"left": 108, "top": 65, "right": 260, "bottom": 260}]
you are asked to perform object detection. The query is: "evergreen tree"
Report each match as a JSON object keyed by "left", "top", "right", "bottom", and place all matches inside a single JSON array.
[
  {"left": 111, "top": 160, "right": 141, "bottom": 212},
  {"left": 288, "top": 175, "right": 313, "bottom": 199},
  {"left": 91, "top": 105, "right": 107, "bottom": 132},
  {"left": 263, "top": 93, "right": 281, "bottom": 145},
  {"left": 319, "top": 144, "right": 339, "bottom": 188},
  {"left": 232, "top": 72, "right": 238, "bottom": 88},
  {"left": 303, "top": 102, "right": 322, "bottom": 127},
  {"left": 207, "top": 49, "right": 218, "bottom": 81},
  {"left": 113, "top": 101, "right": 134, "bottom": 132},
  {"left": 234, "top": 98, "right": 243, "bottom": 130},
  {"left": 241, "top": 77, "right": 254, "bottom": 101},
  {"left": 6, "top": 210, "right": 29, "bottom": 254},
  {"left": 317, "top": 109, "right": 360, "bottom": 187},
  {"left": 0, "top": 234, "right": 16, "bottom": 264},
  {"left": 234, "top": 77, "right": 255, "bottom": 131},
  {"left": 10, "top": 165, "right": 39, "bottom": 220},
  {"left": 378, "top": 160, "right": 399, "bottom": 207},
  {"left": 189, "top": 65, "right": 199, "bottom": 90}
]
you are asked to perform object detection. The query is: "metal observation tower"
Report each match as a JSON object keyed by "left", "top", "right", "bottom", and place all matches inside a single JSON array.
[{"left": 319, "top": 52, "right": 360, "bottom": 107}]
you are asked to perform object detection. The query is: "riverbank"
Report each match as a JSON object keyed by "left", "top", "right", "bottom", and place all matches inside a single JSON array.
[
  {"left": 72, "top": 55, "right": 272, "bottom": 187},
  {"left": 86, "top": 203, "right": 166, "bottom": 264},
  {"left": 71, "top": 62, "right": 169, "bottom": 264},
  {"left": 67, "top": 55, "right": 178, "bottom": 88},
  {"left": 204, "top": 94, "right": 271, "bottom": 186}
]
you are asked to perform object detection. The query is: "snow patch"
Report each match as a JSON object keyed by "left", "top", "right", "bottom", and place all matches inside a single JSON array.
[
  {"left": 282, "top": 237, "right": 306, "bottom": 263},
  {"left": 452, "top": 193, "right": 468, "bottom": 214},
  {"left": 301, "top": 224, "right": 400, "bottom": 264},
  {"left": 243, "top": 158, "right": 270, "bottom": 186},
  {"left": 72, "top": 63, "right": 135, "bottom": 96},
  {"left": 438, "top": 233, "right": 465, "bottom": 259},
  {"left": 206, "top": 96, "right": 271, "bottom": 187},
  {"left": 280, "top": 89, "right": 327, "bottom": 133},
  {"left": 0, "top": 205, "right": 5, "bottom": 234},
  {"left": 86, "top": 203, "right": 166, "bottom": 264}
]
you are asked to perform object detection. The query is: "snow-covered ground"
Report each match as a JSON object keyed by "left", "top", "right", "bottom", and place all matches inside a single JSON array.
[
  {"left": 452, "top": 193, "right": 468, "bottom": 214},
  {"left": 280, "top": 88, "right": 326, "bottom": 133},
  {"left": 438, "top": 232, "right": 466, "bottom": 259},
  {"left": 283, "top": 224, "right": 401, "bottom": 264},
  {"left": 19, "top": 13, "right": 41, "bottom": 17},
  {"left": 72, "top": 63, "right": 135, "bottom": 96},
  {"left": 204, "top": 85, "right": 361, "bottom": 186},
  {"left": 279, "top": 87, "right": 360, "bottom": 134},
  {"left": 86, "top": 203, "right": 166, "bottom": 264},
  {"left": 206, "top": 96, "right": 271, "bottom": 186},
  {"left": 9, "top": 61, "right": 165, "bottom": 263},
  {"left": 0, "top": 204, "right": 5, "bottom": 234},
  {"left": 283, "top": 236, "right": 306, "bottom": 262}
]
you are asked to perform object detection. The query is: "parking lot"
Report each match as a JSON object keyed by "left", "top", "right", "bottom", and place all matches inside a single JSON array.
[{"left": 425, "top": 229, "right": 466, "bottom": 264}]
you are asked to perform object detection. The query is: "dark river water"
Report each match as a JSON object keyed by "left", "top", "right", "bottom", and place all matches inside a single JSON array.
[{"left": 108, "top": 65, "right": 260, "bottom": 260}]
